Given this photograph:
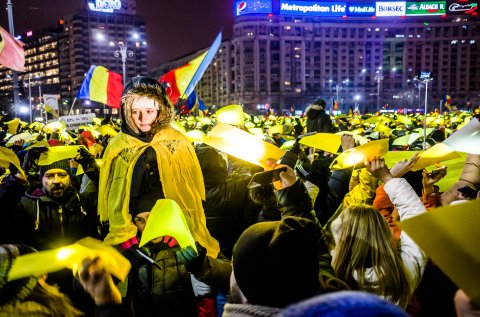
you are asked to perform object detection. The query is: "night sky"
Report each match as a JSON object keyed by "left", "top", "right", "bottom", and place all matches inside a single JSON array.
[{"left": 0, "top": 0, "right": 234, "bottom": 69}]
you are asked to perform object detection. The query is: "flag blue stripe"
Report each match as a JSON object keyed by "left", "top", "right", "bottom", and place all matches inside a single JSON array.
[{"left": 76, "top": 65, "right": 96, "bottom": 99}]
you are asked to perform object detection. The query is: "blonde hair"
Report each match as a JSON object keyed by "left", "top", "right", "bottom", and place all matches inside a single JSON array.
[
  {"left": 122, "top": 81, "right": 174, "bottom": 136},
  {"left": 332, "top": 204, "right": 411, "bottom": 307}
]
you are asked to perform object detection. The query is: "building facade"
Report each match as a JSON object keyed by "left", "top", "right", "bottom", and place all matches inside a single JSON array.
[
  {"left": 0, "top": 0, "right": 147, "bottom": 117},
  {"left": 153, "top": 0, "right": 480, "bottom": 114}
]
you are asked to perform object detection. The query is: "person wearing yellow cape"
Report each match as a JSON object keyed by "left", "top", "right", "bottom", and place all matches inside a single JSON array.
[{"left": 97, "top": 77, "right": 222, "bottom": 316}]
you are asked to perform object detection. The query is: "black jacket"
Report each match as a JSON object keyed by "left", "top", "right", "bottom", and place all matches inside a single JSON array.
[
  {"left": 10, "top": 185, "right": 99, "bottom": 250},
  {"left": 305, "top": 105, "right": 334, "bottom": 133}
]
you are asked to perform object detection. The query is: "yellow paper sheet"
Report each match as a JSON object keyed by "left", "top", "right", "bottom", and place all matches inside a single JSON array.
[
  {"left": 5, "top": 118, "right": 20, "bottom": 134},
  {"left": 443, "top": 118, "right": 480, "bottom": 154},
  {"left": 95, "top": 124, "right": 118, "bottom": 138},
  {"left": 412, "top": 143, "right": 460, "bottom": 171},
  {"left": 330, "top": 139, "right": 389, "bottom": 170},
  {"left": 203, "top": 123, "right": 285, "bottom": 169},
  {"left": 38, "top": 145, "right": 86, "bottom": 166},
  {"left": 24, "top": 140, "right": 49, "bottom": 151},
  {"left": 335, "top": 131, "right": 370, "bottom": 145},
  {"left": 215, "top": 104, "right": 244, "bottom": 125},
  {"left": 0, "top": 147, "right": 25, "bottom": 177},
  {"left": 299, "top": 133, "right": 342, "bottom": 154},
  {"left": 401, "top": 200, "right": 480, "bottom": 306},
  {"left": 5, "top": 132, "right": 34, "bottom": 147},
  {"left": 139, "top": 199, "right": 196, "bottom": 251},
  {"left": 8, "top": 237, "right": 131, "bottom": 282}
]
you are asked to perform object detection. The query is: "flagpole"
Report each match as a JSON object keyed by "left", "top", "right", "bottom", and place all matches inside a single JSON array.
[
  {"left": 6, "top": 0, "right": 20, "bottom": 112},
  {"left": 68, "top": 97, "right": 77, "bottom": 116},
  {"left": 439, "top": 99, "right": 443, "bottom": 114}
]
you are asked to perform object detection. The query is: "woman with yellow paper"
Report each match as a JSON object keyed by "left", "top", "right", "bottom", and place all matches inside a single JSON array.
[{"left": 97, "top": 77, "right": 221, "bottom": 316}]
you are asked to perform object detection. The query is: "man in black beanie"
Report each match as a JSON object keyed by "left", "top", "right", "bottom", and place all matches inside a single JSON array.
[{"left": 224, "top": 216, "right": 320, "bottom": 316}]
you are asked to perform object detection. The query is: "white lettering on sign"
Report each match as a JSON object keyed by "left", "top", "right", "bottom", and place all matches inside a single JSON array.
[
  {"left": 376, "top": 1, "right": 406, "bottom": 16},
  {"left": 59, "top": 114, "right": 96, "bottom": 131},
  {"left": 449, "top": 2, "right": 476, "bottom": 12}
]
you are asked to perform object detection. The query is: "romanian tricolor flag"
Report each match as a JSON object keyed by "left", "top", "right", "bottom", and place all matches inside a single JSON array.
[
  {"left": 443, "top": 93, "right": 452, "bottom": 111},
  {"left": 0, "top": 26, "right": 25, "bottom": 71},
  {"left": 77, "top": 65, "right": 123, "bottom": 108},
  {"left": 160, "top": 32, "right": 222, "bottom": 106},
  {"left": 333, "top": 98, "right": 339, "bottom": 110}
]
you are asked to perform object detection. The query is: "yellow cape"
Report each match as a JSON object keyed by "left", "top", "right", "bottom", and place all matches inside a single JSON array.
[{"left": 98, "top": 126, "right": 219, "bottom": 257}]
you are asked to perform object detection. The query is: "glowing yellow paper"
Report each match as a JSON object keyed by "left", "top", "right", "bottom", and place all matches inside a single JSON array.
[
  {"left": 44, "top": 121, "right": 65, "bottom": 133},
  {"left": 374, "top": 123, "right": 392, "bottom": 137},
  {"left": 392, "top": 133, "right": 422, "bottom": 146},
  {"left": 216, "top": 104, "right": 244, "bottom": 125},
  {"left": 443, "top": 118, "right": 480, "bottom": 154},
  {"left": 299, "top": 133, "right": 342, "bottom": 154},
  {"left": 330, "top": 139, "right": 389, "bottom": 170},
  {"left": 5, "top": 118, "right": 20, "bottom": 134},
  {"left": 170, "top": 121, "right": 187, "bottom": 134},
  {"left": 24, "top": 140, "right": 49, "bottom": 151},
  {"left": 8, "top": 237, "right": 131, "bottom": 282},
  {"left": 412, "top": 143, "right": 460, "bottom": 171},
  {"left": 38, "top": 145, "right": 86, "bottom": 166},
  {"left": 5, "top": 132, "right": 34, "bottom": 147},
  {"left": 185, "top": 130, "right": 206, "bottom": 143},
  {"left": 139, "top": 199, "right": 196, "bottom": 251},
  {"left": 401, "top": 200, "right": 480, "bottom": 307},
  {"left": 268, "top": 125, "right": 284, "bottom": 136},
  {"left": 204, "top": 123, "right": 285, "bottom": 169},
  {"left": 95, "top": 125, "right": 118, "bottom": 137},
  {"left": 0, "top": 147, "right": 25, "bottom": 177}
]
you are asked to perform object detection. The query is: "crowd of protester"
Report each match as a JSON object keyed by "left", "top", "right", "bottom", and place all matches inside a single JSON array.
[{"left": 0, "top": 77, "right": 479, "bottom": 317}]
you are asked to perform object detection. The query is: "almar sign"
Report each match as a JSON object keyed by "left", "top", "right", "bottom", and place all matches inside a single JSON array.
[{"left": 406, "top": 1, "right": 446, "bottom": 15}]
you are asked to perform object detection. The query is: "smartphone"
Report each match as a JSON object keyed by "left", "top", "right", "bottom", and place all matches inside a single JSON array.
[
  {"left": 458, "top": 185, "right": 479, "bottom": 199},
  {"left": 427, "top": 166, "right": 447, "bottom": 178},
  {"left": 248, "top": 167, "right": 288, "bottom": 188}
]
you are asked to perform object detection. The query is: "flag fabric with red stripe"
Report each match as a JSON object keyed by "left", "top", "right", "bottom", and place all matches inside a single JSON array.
[
  {"left": 159, "top": 32, "right": 222, "bottom": 106},
  {"left": 0, "top": 26, "right": 25, "bottom": 71},
  {"left": 443, "top": 93, "right": 452, "bottom": 111},
  {"left": 77, "top": 65, "right": 123, "bottom": 108}
]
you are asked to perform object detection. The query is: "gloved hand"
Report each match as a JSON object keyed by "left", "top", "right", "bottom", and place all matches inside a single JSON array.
[
  {"left": 176, "top": 241, "right": 207, "bottom": 275},
  {"left": 21, "top": 146, "right": 48, "bottom": 177},
  {"left": 74, "top": 146, "right": 94, "bottom": 166}
]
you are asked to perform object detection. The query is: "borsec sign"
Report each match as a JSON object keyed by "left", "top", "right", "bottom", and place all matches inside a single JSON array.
[
  {"left": 235, "top": 0, "right": 273, "bottom": 16},
  {"left": 376, "top": 1, "right": 407, "bottom": 16}
]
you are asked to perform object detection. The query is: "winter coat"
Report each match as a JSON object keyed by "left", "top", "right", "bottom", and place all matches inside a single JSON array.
[
  {"left": 0, "top": 174, "right": 29, "bottom": 243},
  {"left": 127, "top": 245, "right": 196, "bottom": 317},
  {"left": 196, "top": 146, "right": 261, "bottom": 259},
  {"left": 10, "top": 185, "right": 99, "bottom": 251},
  {"left": 305, "top": 105, "right": 334, "bottom": 133}
]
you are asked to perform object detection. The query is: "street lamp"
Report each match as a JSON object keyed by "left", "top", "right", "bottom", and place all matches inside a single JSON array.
[
  {"left": 374, "top": 74, "right": 384, "bottom": 111},
  {"left": 111, "top": 41, "right": 134, "bottom": 86},
  {"left": 414, "top": 74, "right": 433, "bottom": 150}
]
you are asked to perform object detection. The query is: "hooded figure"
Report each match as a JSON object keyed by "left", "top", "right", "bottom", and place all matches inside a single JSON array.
[
  {"left": 98, "top": 77, "right": 220, "bottom": 257},
  {"left": 305, "top": 98, "right": 334, "bottom": 133}
]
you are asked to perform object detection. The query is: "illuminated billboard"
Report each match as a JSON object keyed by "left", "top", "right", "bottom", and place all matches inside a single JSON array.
[
  {"left": 280, "top": 1, "right": 347, "bottom": 16},
  {"left": 234, "top": 0, "right": 273, "bottom": 16},
  {"left": 87, "top": 0, "right": 122, "bottom": 13},
  {"left": 447, "top": 0, "right": 478, "bottom": 15},
  {"left": 406, "top": 1, "right": 446, "bottom": 15},
  {"left": 347, "top": 3, "right": 376, "bottom": 16},
  {"left": 376, "top": 1, "right": 407, "bottom": 16}
]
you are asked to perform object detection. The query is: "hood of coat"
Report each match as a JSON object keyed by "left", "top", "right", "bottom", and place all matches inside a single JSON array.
[
  {"left": 305, "top": 104, "right": 325, "bottom": 120},
  {"left": 120, "top": 77, "right": 174, "bottom": 142},
  {"left": 24, "top": 185, "right": 77, "bottom": 207}
]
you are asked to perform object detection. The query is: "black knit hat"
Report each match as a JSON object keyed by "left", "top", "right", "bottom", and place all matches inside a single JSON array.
[
  {"left": 232, "top": 217, "right": 320, "bottom": 308},
  {"left": 39, "top": 159, "right": 71, "bottom": 179},
  {"left": 0, "top": 244, "right": 39, "bottom": 306},
  {"left": 313, "top": 98, "right": 326, "bottom": 109}
]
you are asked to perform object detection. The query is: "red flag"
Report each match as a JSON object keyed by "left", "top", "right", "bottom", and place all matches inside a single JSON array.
[{"left": 0, "top": 26, "right": 25, "bottom": 72}]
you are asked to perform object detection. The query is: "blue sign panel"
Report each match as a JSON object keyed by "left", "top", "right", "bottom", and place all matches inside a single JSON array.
[
  {"left": 234, "top": 0, "right": 273, "bottom": 16},
  {"left": 280, "top": 1, "right": 347, "bottom": 16},
  {"left": 347, "top": 3, "right": 376, "bottom": 16}
]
